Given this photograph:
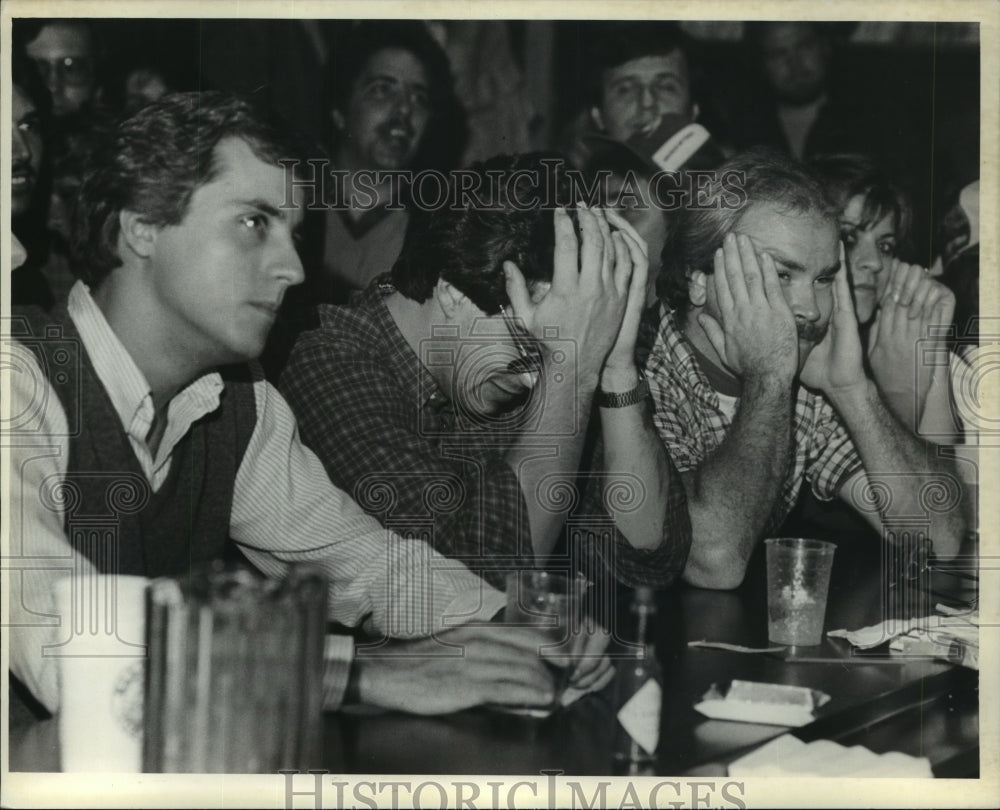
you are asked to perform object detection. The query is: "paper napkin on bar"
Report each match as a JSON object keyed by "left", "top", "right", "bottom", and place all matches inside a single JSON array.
[
  {"left": 728, "top": 734, "right": 933, "bottom": 778},
  {"left": 827, "top": 607, "right": 979, "bottom": 669},
  {"left": 889, "top": 607, "right": 979, "bottom": 670}
]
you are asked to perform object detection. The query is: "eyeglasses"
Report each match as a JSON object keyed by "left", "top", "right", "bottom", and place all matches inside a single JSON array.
[
  {"left": 498, "top": 304, "right": 544, "bottom": 375},
  {"left": 31, "top": 55, "right": 96, "bottom": 88}
]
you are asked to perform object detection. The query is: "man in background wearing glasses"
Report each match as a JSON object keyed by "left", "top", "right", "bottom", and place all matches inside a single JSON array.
[
  {"left": 19, "top": 19, "right": 108, "bottom": 251},
  {"left": 22, "top": 18, "right": 101, "bottom": 119}
]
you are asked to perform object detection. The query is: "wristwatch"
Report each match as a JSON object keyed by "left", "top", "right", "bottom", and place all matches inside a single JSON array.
[{"left": 596, "top": 372, "right": 649, "bottom": 408}]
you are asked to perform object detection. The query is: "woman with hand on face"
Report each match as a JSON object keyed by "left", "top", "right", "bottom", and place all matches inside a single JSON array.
[{"left": 811, "top": 153, "right": 960, "bottom": 443}]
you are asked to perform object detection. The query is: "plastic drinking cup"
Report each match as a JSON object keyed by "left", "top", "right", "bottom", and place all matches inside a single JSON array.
[{"left": 765, "top": 538, "right": 836, "bottom": 646}]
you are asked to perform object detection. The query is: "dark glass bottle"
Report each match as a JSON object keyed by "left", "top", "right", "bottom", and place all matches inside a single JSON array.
[{"left": 613, "top": 586, "right": 663, "bottom": 771}]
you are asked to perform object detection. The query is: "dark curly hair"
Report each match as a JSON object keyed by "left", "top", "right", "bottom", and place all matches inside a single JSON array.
[
  {"left": 325, "top": 20, "right": 467, "bottom": 172},
  {"left": 73, "top": 91, "right": 306, "bottom": 287},
  {"left": 390, "top": 153, "right": 577, "bottom": 314}
]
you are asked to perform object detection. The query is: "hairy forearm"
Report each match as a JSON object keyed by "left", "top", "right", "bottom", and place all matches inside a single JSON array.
[
  {"left": 506, "top": 371, "right": 597, "bottom": 558},
  {"left": 878, "top": 385, "right": 919, "bottom": 434},
  {"left": 831, "top": 379, "right": 967, "bottom": 558},
  {"left": 683, "top": 376, "right": 795, "bottom": 589}
]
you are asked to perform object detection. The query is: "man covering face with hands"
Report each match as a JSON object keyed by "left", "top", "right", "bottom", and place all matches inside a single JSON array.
[{"left": 281, "top": 154, "right": 691, "bottom": 592}]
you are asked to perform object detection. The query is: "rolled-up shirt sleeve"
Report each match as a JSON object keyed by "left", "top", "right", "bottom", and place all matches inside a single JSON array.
[
  {"left": 574, "top": 435, "right": 692, "bottom": 588},
  {"left": 804, "top": 397, "right": 865, "bottom": 502}
]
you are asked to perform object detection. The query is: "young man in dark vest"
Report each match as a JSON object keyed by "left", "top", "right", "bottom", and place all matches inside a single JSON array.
[{"left": 7, "top": 92, "right": 609, "bottom": 720}]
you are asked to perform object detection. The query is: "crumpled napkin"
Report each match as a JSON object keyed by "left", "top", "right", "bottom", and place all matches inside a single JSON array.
[
  {"left": 828, "top": 606, "right": 978, "bottom": 658},
  {"left": 728, "top": 734, "right": 933, "bottom": 778}
]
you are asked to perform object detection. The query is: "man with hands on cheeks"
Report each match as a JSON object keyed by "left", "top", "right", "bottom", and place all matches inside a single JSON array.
[{"left": 644, "top": 149, "right": 967, "bottom": 590}]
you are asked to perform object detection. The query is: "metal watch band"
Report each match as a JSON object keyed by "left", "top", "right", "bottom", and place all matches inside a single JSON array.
[{"left": 596, "top": 374, "right": 649, "bottom": 408}]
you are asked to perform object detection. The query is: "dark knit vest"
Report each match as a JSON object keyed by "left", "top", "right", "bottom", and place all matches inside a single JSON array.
[{"left": 12, "top": 306, "right": 257, "bottom": 577}]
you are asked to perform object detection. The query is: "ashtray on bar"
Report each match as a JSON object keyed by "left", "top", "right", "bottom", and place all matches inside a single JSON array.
[{"left": 693, "top": 679, "right": 830, "bottom": 727}]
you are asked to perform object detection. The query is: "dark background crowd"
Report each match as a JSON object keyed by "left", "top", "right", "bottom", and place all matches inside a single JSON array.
[{"left": 9, "top": 18, "right": 979, "bottom": 282}]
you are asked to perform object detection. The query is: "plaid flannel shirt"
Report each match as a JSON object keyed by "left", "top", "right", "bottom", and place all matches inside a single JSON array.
[
  {"left": 281, "top": 280, "right": 534, "bottom": 588},
  {"left": 641, "top": 304, "right": 864, "bottom": 535},
  {"left": 281, "top": 279, "right": 691, "bottom": 591}
]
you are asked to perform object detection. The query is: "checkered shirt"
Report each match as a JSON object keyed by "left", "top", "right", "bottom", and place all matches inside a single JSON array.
[
  {"left": 641, "top": 304, "right": 864, "bottom": 535},
  {"left": 280, "top": 280, "right": 538, "bottom": 589}
]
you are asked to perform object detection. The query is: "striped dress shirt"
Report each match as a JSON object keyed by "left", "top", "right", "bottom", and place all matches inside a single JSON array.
[{"left": 6, "top": 282, "right": 504, "bottom": 713}]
